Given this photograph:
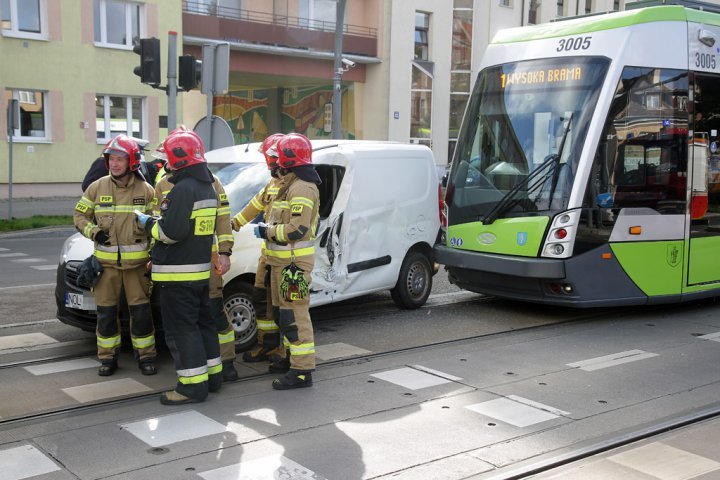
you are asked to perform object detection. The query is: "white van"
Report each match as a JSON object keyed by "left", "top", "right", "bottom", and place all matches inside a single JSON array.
[{"left": 56, "top": 140, "right": 442, "bottom": 351}]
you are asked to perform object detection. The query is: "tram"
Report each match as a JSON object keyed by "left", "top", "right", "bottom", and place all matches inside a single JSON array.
[{"left": 436, "top": 1, "right": 720, "bottom": 307}]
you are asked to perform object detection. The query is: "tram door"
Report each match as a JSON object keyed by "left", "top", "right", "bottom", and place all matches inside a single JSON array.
[{"left": 687, "top": 73, "right": 720, "bottom": 285}]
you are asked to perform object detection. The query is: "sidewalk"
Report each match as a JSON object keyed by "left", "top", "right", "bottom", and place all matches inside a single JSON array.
[{"left": 0, "top": 197, "right": 78, "bottom": 220}]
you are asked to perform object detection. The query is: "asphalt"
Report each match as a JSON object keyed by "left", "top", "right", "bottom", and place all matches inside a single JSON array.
[{"left": 0, "top": 196, "right": 78, "bottom": 220}]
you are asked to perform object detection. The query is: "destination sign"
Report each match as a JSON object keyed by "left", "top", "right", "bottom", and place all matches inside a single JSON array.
[{"left": 500, "top": 66, "right": 583, "bottom": 88}]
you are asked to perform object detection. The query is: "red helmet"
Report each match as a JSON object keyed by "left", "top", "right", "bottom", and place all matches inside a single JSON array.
[
  {"left": 103, "top": 134, "right": 142, "bottom": 171},
  {"left": 169, "top": 125, "right": 204, "bottom": 156},
  {"left": 259, "top": 133, "right": 284, "bottom": 169},
  {"left": 163, "top": 132, "right": 206, "bottom": 170},
  {"left": 277, "top": 133, "right": 312, "bottom": 169}
]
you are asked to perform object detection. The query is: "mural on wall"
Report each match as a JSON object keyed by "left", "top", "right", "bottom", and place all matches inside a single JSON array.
[
  {"left": 214, "top": 84, "right": 354, "bottom": 143},
  {"left": 213, "top": 90, "right": 269, "bottom": 144}
]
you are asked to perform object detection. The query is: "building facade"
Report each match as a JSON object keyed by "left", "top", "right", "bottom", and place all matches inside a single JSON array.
[
  {"left": 4, "top": 0, "right": 719, "bottom": 195},
  {"left": 0, "top": 0, "right": 180, "bottom": 197}
]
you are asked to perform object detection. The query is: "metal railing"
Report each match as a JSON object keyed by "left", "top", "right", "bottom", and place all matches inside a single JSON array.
[{"left": 183, "top": 1, "right": 377, "bottom": 38}]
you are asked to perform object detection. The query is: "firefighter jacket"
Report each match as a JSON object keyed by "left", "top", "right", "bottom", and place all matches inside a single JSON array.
[
  {"left": 264, "top": 173, "right": 320, "bottom": 270},
  {"left": 232, "top": 176, "right": 285, "bottom": 229},
  {"left": 155, "top": 173, "right": 233, "bottom": 256},
  {"left": 146, "top": 164, "right": 218, "bottom": 284},
  {"left": 74, "top": 174, "right": 155, "bottom": 270}
]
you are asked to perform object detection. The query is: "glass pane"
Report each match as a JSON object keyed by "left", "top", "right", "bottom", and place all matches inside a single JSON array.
[
  {"left": 109, "top": 95, "right": 127, "bottom": 137},
  {"left": 452, "top": 10, "right": 472, "bottom": 70},
  {"left": 415, "top": 12, "right": 428, "bottom": 28},
  {"left": 312, "top": 0, "right": 336, "bottom": 26},
  {"left": 449, "top": 93, "right": 469, "bottom": 136},
  {"left": 412, "top": 64, "right": 433, "bottom": 90},
  {"left": 451, "top": 72, "right": 471, "bottom": 93},
  {"left": 18, "top": 91, "right": 44, "bottom": 137},
  {"left": 93, "top": 0, "right": 101, "bottom": 41},
  {"left": 106, "top": 0, "right": 127, "bottom": 45},
  {"left": 2, "top": 0, "right": 11, "bottom": 27},
  {"left": 454, "top": 0, "right": 473, "bottom": 8},
  {"left": 131, "top": 97, "right": 142, "bottom": 138},
  {"left": 96, "top": 95, "right": 106, "bottom": 139},
  {"left": 448, "top": 140, "right": 458, "bottom": 163},
  {"left": 131, "top": 3, "right": 139, "bottom": 45},
  {"left": 410, "top": 90, "right": 432, "bottom": 138},
  {"left": 18, "top": 0, "right": 41, "bottom": 33}
]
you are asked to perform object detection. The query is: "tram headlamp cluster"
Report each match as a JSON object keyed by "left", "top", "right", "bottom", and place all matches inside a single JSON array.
[{"left": 541, "top": 210, "right": 580, "bottom": 259}]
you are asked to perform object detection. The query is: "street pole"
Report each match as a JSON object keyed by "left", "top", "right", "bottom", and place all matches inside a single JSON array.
[
  {"left": 6, "top": 99, "right": 17, "bottom": 220},
  {"left": 331, "top": 0, "right": 346, "bottom": 139},
  {"left": 167, "top": 31, "right": 178, "bottom": 131}
]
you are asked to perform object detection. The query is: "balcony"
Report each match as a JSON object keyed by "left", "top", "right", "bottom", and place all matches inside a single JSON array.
[{"left": 182, "top": 1, "right": 377, "bottom": 57}]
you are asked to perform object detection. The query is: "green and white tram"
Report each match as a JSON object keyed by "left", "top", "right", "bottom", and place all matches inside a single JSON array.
[{"left": 436, "top": 1, "right": 720, "bottom": 307}]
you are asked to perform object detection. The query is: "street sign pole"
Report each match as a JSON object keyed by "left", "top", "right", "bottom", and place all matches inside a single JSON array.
[
  {"left": 167, "top": 31, "right": 178, "bottom": 131},
  {"left": 6, "top": 99, "right": 18, "bottom": 220},
  {"left": 201, "top": 42, "right": 229, "bottom": 151}
]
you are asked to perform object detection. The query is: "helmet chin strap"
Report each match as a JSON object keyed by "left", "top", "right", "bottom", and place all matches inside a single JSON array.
[{"left": 111, "top": 169, "right": 131, "bottom": 181}]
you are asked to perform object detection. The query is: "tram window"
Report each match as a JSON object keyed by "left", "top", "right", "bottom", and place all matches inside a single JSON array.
[{"left": 578, "top": 66, "right": 688, "bottom": 251}]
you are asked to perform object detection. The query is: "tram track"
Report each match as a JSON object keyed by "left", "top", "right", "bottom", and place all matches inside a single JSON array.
[{"left": 0, "top": 300, "right": 618, "bottom": 427}]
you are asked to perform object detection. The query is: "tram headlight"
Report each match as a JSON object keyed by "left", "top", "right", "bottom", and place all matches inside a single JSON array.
[
  {"left": 559, "top": 214, "right": 571, "bottom": 224},
  {"left": 548, "top": 244, "right": 564, "bottom": 255}
]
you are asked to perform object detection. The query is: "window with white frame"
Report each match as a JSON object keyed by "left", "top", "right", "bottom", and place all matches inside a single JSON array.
[
  {"left": 95, "top": 94, "right": 145, "bottom": 141},
  {"left": 298, "top": 0, "right": 336, "bottom": 31},
  {"left": 415, "top": 11, "right": 429, "bottom": 61},
  {"left": 5, "top": 89, "right": 50, "bottom": 140},
  {"left": 499, "top": 0, "right": 512, "bottom": 7},
  {"left": 93, "top": 0, "right": 142, "bottom": 48},
  {"left": 1, "top": 0, "right": 47, "bottom": 39}
]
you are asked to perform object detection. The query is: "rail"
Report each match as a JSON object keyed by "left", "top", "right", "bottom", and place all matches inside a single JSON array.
[{"left": 182, "top": 1, "right": 378, "bottom": 38}]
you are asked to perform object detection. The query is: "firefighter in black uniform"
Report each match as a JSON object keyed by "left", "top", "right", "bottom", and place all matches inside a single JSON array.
[{"left": 136, "top": 131, "right": 222, "bottom": 405}]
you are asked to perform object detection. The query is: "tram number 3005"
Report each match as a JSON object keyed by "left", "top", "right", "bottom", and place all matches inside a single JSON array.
[
  {"left": 695, "top": 52, "right": 717, "bottom": 70},
  {"left": 556, "top": 36, "right": 592, "bottom": 52}
]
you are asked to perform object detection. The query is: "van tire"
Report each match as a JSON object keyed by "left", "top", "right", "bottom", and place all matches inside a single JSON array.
[
  {"left": 391, "top": 251, "right": 433, "bottom": 309},
  {"left": 223, "top": 282, "right": 258, "bottom": 352}
]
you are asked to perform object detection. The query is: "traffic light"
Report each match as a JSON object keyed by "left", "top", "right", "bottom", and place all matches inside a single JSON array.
[
  {"left": 133, "top": 37, "right": 161, "bottom": 85},
  {"left": 178, "top": 55, "right": 202, "bottom": 91}
]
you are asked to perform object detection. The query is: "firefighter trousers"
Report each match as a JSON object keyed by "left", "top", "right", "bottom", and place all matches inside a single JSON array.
[
  {"left": 252, "top": 254, "right": 280, "bottom": 352},
  {"left": 93, "top": 266, "right": 155, "bottom": 362},
  {"left": 270, "top": 264, "right": 315, "bottom": 371},
  {"left": 209, "top": 266, "right": 235, "bottom": 363},
  {"left": 157, "top": 283, "right": 221, "bottom": 401}
]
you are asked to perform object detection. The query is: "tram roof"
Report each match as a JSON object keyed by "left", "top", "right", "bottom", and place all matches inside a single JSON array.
[{"left": 492, "top": 5, "right": 720, "bottom": 44}]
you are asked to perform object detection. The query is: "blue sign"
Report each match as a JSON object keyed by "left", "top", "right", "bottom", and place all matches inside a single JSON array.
[{"left": 517, "top": 232, "right": 528, "bottom": 246}]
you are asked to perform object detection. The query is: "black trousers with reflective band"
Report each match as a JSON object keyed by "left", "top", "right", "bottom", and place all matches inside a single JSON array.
[{"left": 158, "top": 283, "right": 220, "bottom": 401}]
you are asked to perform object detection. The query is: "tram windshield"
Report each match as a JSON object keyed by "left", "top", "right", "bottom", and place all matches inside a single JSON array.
[{"left": 447, "top": 56, "right": 610, "bottom": 225}]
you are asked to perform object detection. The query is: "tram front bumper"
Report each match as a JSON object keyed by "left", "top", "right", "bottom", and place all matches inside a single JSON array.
[{"left": 434, "top": 245, "right": 565, "bottom": 279}]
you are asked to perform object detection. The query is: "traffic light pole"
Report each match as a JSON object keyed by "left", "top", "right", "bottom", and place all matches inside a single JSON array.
[{"left": 167, "top": 31, "right": 178, "bottom": 131}]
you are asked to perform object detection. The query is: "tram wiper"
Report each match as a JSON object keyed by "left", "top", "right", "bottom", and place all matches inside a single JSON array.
[{"left": 481, "top": 114, "right": 573, "bottom": 225}]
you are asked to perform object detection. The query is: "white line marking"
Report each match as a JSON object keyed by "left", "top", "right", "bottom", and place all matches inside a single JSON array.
[
  {"left": 11, "top": 258, "right": 45, "bottom": 263},
  {"left": 608, "top": 442, "right": 720, "bottom": 480},
  {"left": 199, "top": 455, "right": 327, "bottom": 480},
  {"left": 30, "top": 265, "right": 57, "bottom": 271},
  {"left": 0, "top": 283, "right": 54, "bottom": 291},
  {"left": 25, "top": 358, "right": 100, "bottom": 375},
  {"left": 567, "top": 350, "right": 658, "bottom": 371},
  {"left": 121, "top": 411, "right": 227, "bottom": 447},
  {"left": 0, "top": 247, "right": 8, "bottom": 251},
  {"left": 0, "top": 318, "right": 60, "bottom": 329},
  {"left": 0, "top": 444, "right": 61, "bottom": 479},
  {"left": 699, "top": 332, "right": 720, "bottom": 342},
  {"left": 371, "top": 367, "right": 453, "bottom": 390},
  {"left": 0, "top": 333, "right": 58, "bottom": 351},
  {"left": 0, "top": 253, "right": 27, "bottom": 258},
  {"left": 63, "top": 378, "right": 151, "bottom": 403},
  {"left": 465, "top": 397, "right": 560, "bottom": 428}
]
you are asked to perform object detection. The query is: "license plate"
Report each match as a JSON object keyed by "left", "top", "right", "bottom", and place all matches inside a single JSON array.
[{"left": 65, "top": 292, "right": 96, "bottom": 311}]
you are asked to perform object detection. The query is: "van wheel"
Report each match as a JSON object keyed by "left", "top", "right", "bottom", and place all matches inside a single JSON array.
[
  {"left": 223, "top": 282, "right": 258, "bottom": 352},
  {"left": 391, "top": 251, "right": 433, "bottom": 309}
]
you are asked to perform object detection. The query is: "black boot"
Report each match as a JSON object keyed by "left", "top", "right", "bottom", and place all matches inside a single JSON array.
[
  {"left": 242, "top": 345, "right": 273, "bottom": 363},
  {"left": 268, "top": 357, "right": 290, "bottom": 374},
  {"left": 98, "top": 359, "right": 118, "bottom": 376},
  {"left": 138, "top": 359, "right": 157, "bottom": 376},
  {"left": 272, "top": 370, "right": 313, "bottom": 390},
  {"left": 222, "top": 361, "right": 238, "bottom": 382}
]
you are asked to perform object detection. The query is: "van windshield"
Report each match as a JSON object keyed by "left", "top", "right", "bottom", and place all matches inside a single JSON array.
[
  {"left": 216, "top": 162, "right": 271, "bottom": 218},
  {"left": 447, "top": 56, "right": 610, "bottom": 225}
]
